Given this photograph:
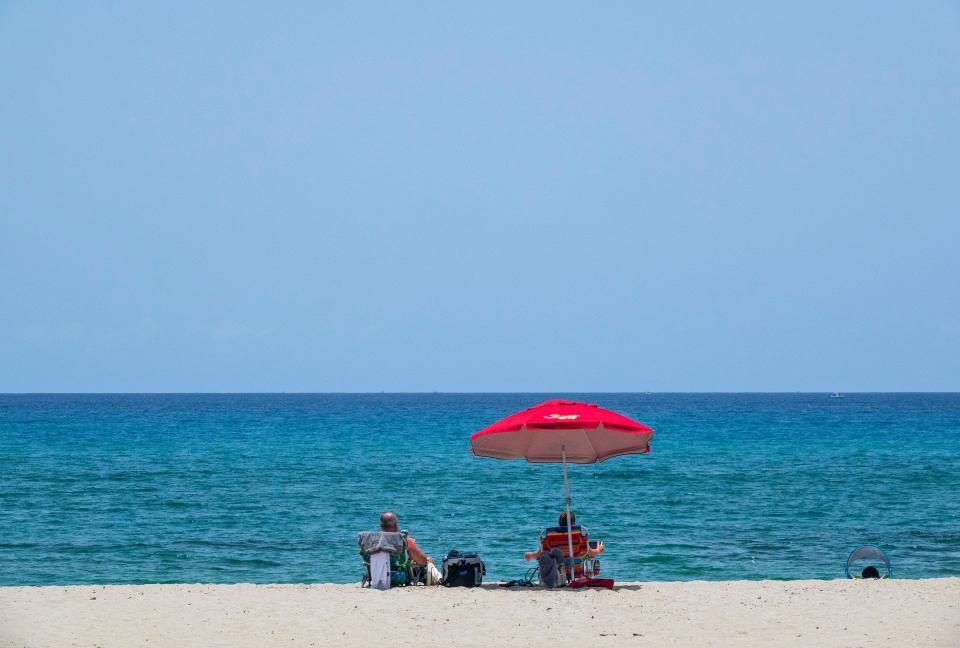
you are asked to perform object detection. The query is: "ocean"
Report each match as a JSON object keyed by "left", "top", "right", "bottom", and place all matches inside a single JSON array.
[{"left": 1, "top": 393, "right": 958, "bottom": 585}]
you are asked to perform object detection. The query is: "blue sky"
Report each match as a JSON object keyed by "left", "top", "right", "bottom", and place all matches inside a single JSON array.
[{"left": 1, "top": 2, "right": 958, "bottom": 392}]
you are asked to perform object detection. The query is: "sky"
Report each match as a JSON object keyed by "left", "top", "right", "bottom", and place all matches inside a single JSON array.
[{"left": 1, "top": 2, "right": 958, "bottom": 392}]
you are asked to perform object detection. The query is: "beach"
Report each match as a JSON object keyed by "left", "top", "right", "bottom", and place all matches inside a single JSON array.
[{"left": 2, "top": 578, "right": 958, "bottom": 647}]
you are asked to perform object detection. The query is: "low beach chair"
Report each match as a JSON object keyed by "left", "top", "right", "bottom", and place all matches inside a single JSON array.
[
  {"left": 535, "top": 525, "right": 597, "bottom": 586},
  {"left": 358, "top": 530, "right": 423, "bottom": 588}
]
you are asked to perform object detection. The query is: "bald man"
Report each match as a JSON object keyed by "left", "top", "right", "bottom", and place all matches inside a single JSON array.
[{"left": 379, "top": 511, "right": 437, "bottom": 573}]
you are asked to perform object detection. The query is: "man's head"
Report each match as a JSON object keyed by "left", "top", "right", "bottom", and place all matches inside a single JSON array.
[
  {"left": 861, "top": 565, "right": 880, "bottom": 579},
  {"left": 558, "top": 510, "right": 575, "bottom": 527},
  {"left": 380, "top": 511, "right": 398, "bottom": 532}
]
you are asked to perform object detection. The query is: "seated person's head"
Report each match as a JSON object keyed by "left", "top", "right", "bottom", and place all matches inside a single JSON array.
[
  {"left": 380, "top": 511, "right": 398, "bottom": 532},
  {"left": 558, "top": 510, "right": 576, "bottom": 527},
  {"left": 861, "top": 565, "right": 880, "bottom": 579}
]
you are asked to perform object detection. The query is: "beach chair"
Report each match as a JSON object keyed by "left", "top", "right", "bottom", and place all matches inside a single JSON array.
[
  {"left": 845, "top": 546, "right": 892, "bottom": 579},
  {"left": 534, "top": 525, "right": 597, "bottom": 586},
  {"left": 358, "top": 530, "right": 424, "bottom": 588}
]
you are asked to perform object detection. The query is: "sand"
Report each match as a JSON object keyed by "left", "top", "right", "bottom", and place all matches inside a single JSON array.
[{"left": 1, "top": 578, "right": 958, "bottom": 647}]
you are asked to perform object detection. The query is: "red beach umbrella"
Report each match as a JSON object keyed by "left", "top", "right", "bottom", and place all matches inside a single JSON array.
[{"left": 470, "top": 400, "right": 654, "bottom": 568}]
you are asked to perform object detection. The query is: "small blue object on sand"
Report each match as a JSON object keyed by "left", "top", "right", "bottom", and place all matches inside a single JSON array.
[{"left": 846, "top": 546, "right": 892, "bottom": 579}]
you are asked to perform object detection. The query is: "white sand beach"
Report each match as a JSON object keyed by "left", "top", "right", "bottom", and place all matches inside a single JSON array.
[{"left": 1, "top": 578, "right": 958, "bottom": 648}]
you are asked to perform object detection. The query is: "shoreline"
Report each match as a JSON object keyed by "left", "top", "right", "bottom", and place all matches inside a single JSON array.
[{"left": 2, "top": 578, "right": 958, "bottom": 647}]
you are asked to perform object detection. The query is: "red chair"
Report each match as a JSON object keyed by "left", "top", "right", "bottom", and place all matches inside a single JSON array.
[{"left": 539, "top": 525, "right": 595, "bottom": 582}]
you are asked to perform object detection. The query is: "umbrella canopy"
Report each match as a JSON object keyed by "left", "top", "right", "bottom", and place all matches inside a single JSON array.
[
  {"left": 470, "top": 400, "right": 653, "bottom": 578},
  {"left": 470, "top": 400, "right": 654, "bottom": 463}
]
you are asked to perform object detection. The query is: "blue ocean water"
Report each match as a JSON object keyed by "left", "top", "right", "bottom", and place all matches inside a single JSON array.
[{"left": 1, "top": 393, "right": 958, "bottom": 586}]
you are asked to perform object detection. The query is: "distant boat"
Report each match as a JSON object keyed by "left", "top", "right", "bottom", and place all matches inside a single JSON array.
[{"left": 830, "top": 392, "right": 844, "bottom": 399}]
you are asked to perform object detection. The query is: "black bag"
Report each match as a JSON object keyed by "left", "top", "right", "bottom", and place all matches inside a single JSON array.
[{"left": 440, "top": 550, "right": 486, "bottom": 587}]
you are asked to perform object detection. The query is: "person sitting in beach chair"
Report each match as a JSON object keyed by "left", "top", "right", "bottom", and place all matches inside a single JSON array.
[
  {"left": 379, "top": 512, "right": 436, "bottom": 570},
  {"left": 358, "top": 512, "right": 441, "bottom": 588},
  {"left": 845, "top": 546, "right": 892, "bottom": 580},
  {"left": 523, "top": 511, "right": 604, "bottom": 585}
]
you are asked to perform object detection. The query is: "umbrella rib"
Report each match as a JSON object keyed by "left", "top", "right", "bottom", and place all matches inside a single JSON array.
[
  {"left": 520, "top": 424, "right": 536, "bottom": 462},
  {"left": 584, "top": 425, "right": 603, "bottom": 463}
]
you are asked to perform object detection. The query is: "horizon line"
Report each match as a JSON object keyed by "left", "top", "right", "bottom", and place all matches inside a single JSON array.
[{"left": 2, "top": 391, "right": 959, "bottom": 396}]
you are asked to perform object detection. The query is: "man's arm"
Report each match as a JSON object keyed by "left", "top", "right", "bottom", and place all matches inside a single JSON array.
[
  {"left": 406, "top": 537, "right": 433, "bottom": 565},
  {"left": 587, "top": 540, "right": 605, "bottom": 558}
]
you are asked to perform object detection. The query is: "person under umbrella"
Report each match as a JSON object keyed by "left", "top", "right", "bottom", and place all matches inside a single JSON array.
[
  {"left": 471, "top": 399, "right": 653, "bottom": 582},
  {"left": 522, "top": 510, "right": 604, "bottom": 562}
]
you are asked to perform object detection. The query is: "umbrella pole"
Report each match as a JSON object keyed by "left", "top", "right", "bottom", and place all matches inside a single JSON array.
[{"left": 561, "top": 434, "right": 575, "bottom": 579}]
